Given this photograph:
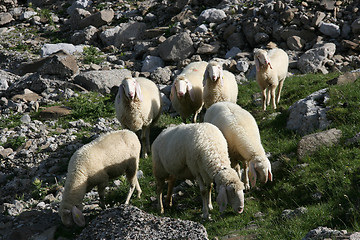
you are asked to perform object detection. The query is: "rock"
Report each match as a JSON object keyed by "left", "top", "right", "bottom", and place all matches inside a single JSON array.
[
  {"left": 319, "top": 22, "right": 340, "bottom": 38},
  {"left": 20, "top": 11, "right": 37, "bottom": 20},
  {"left": 40, "top": 43, "right": 84, "bottom": 57},
  {"left": 227, "top": 32, "right": 246, "bottom": 50},
  {"left": 287, "top": 35, "right": 306, "bottom": 51},
  {"left": 242, "top": 21, "right": 259, "bottom": 47},
  {"left": 76, "top": 204, "right": 209, "bottom": 240},
  {"left": 141, "top": 55, "right": 164, "bottom": 73},
  {"left": 19, "top": 50, "right": 79, "bottom": 77},
  {"left": 327, "top": 70, "right": 360, "bottom": 85},
  {"left": 287, "top": 88, "right": 331, "bottom": 136},
  {"left": 352, "top": 17, "right": 360, "bottom": 34},
  {"left": 341, "top": 39, "right": 360, "bottom": 51},
  {"left": 99, "top": 26, "right": 121, "bottom": 46},
  {"left": 38, "top": 106, "right": 72, "bottom": 119},
  {"left": 236, "top": 60, "right": 249, "bottom": 72},
  {"left": 196, "top": 42, "right": 220, "bottom": 54},
  {"left": 194, "top": 24, "right": 208, "bottom": 33},
  {"left": 281, "top": 207, "right": 307, "bottom": 219},
  {"left": 114, "top": 21, "right": 146, "bottom": 48},
  {"left": 302, "top": 226, "right": 348, "bottom": 240},
  {"left": 74, "top": 69, "right": 132, "bottom": 94},
  {"left": 70, "top": 25, "right": 99, "bottom": 45},
  {"left": 254, "top": 32, "right": 269, "bottom": 44},
  {"left": 0, "top": 12, "right": 14, "bottom": 26},
  {"left": 67, "top": 0, "right": 93, "bottom": 15},
  {"left": 150, "top": 67, "right": 172, "bottom": 84},
  {"left": 158, "top": 32, "right": 195, "bottom": 62},
  {"left": 225, "top": 47, "right": 241, "bottom": 59},
  {"left": 312, "top": 11, "right": 326, "bottom": 27},
  {"left": 0, "top": 70, "right": 19, "bottom": 91},
  {"left": 78, "top": 9, "right": 114, "bottom": 30},
  {"left": 11, "top": 89, "right": 42, "bottom": 102},
  {"left": 297, "top": 128, "right": 342, "bottom": 159},
  {"left": 198, "top": 8, "right": 226, "bottom": 23},
  {"left": 297, "top": 43, "right": 336, "bottom": 74}
]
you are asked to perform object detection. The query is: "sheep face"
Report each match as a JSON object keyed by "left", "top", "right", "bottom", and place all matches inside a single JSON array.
[
  {"left": 254, "top": 49, "right": 272, "bottom": 70},
  {"left": 59, "top": 205, "right": 85, "bottom": 227},
  {"left": 205, "top": 62, "right": 224, "bottom": 85},
  {"left": 172, "top": 77, "right": 194, "bottom": 102},
  {"left": 120, "top": 78, "right": 143, "bottom": 101},
  {"left": 249, "top": 157, "right": 273, "bottom": 187},
  {"left": 216, "top": 184, "right": 244, "bottom": 214}
]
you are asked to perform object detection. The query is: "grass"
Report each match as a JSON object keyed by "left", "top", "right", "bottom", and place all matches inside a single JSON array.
[{"left": 15, "top": 71, "right": 360, "bottom": 239}]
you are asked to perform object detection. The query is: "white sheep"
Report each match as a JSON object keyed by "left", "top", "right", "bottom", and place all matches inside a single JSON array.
[
  {"left": 202, "top": 61, "right": 238, "bottom": 109},
  {"left": 152, "top": 122, "right": 244, "bottom": 219},
  {"left": 254, "top": 48, "right": 289, "bottom": 111},
  {"left": 204, "top": 102, "right": 273, "bottom": 190},
  {"left": 115, "top": 77, "right": 162, "bottom": 158},
  {"left": 59, "top": 130, "right": 142, "bottom": 227},
  {"left": 170, "top": 61, "right": 208, "bottom": 123}
]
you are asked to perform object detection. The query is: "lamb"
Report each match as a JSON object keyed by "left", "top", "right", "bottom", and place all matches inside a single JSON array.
[
  {"left": 202, "top": 61, "right": 238, "bottom": 109},
  {"left": 204, "top": 102, "right": 273, "bottom": 190},
  {"left": 115, "top": 77, "right": 162, "bottom": 158},
  {"left": 59, "top": 130, "right": 142, "bottom": 227},
  {"left": 170, "top": 61, "right": 208, "bottom": 123},
  {"left": 254, "top": 48, "right": 289, "bottom": 111},
  {"left": 152, "top": 122, "right": 244, "bottom": 219}
]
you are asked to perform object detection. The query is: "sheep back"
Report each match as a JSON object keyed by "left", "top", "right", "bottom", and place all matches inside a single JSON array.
[
  {"left": 204, "top": 102, "right": 266, "bottom": 162},
  {"left": 267, "top": 48, "right": 289, "bottom": 81},
  {"left": 152, "top": 123, "right": 230, "bottom": 181},
  {"left": 115, "top": 77, "right": 162, "bottom": 131}
]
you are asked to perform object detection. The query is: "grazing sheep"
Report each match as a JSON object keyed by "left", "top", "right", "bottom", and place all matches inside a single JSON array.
[
  {"left": 170, "top": 61, "right": 208, "bottom": 123},
  {"left": 59, "top": 130, "right": 142, "bottom": 227},
  {"left": 115, "top": 77, "right": 162, "bottom": 158},
  {"left": 254, "top": 48, "right": 289, "bottom": 110},
  {"left": 204, "top": 102, "right": 273, "bottom": 190},
  {"left": 203, "top": 61, "right": 238, "bottom": 109},
  {"left": 152, "top": 123, "right": 244, "bottom": 219}
]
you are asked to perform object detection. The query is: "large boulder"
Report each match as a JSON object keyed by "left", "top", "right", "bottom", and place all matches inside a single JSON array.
[
  {"left": 114, "top": 21, "right": 146, "bottom": 48},
  {"left": 297, "top": 43, "right": 336, "bottom": 74},
  {"left": 76, "top": 204, "right": 209, "bottom": 240},
  {"left": 158, "top": 32, "right": 195, "bottom": 62},
  {"left": 297, "top": 128, "right": 342, "bottom": 160},
  {"left": 74, "top": 69, "right": 132, "bottom": 94},
  {"left": 286, "top": 88, "right": 331, "bottom": 136}
]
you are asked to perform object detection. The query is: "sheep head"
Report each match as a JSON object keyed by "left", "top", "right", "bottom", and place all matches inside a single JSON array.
[
  {"left": 119, "top": 77, "right": 143, "bottom": 102},
  {"left": 254, "top": 49, "right": 272, "bottom": 71},
  {"left": 59, "top": 205, "right": 85, "bottom": 227},
  {"left": 216, "top": 169, "right": 244, "bottom": 214},
  {"left": 171, "top": 75, "right": 195, "bottom": 101},
  {"left": 203, "top": 61, "right": 224, "bottom": 86},
  {"left": 249, "top": 156, "right": 273, "bottom": 187}
]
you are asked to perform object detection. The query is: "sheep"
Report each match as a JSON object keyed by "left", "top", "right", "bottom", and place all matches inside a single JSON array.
[
  {"left": 59, "top": 130, "right": 142, "bottom": 227},
  {"left": 254, "top": 48, "right": 289, "bottom": 111},
  {"left": 152, "top": 122, "right": 244, "bottom": 219},
  {"left": 204, "top": 101, "right": 272, "bottom": 191},
  {"left": 170, "top": 61, "right": 208, "bottom": 123},
  {"left": 202, "top": 61, "right": 238, "bottom": 109},
  {"left": 115, "top": 77, "right": 162, "bottom": 158}
]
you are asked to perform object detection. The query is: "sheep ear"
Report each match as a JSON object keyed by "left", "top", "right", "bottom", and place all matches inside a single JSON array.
[
  {"left": 72, "top": 206, "right": 85, "bottom": 227},
  {"left": 170, "top": 83, "right": 176, "bottom": 101},
  {"left": 219, "top": 69, "right": 224, "bottom": 86},
  {"left": 266, "top": 55, "right": 272, "bottom": 69},
  {"left": 216, "top": 185, "right": 228, "bottom": 213},
  {"left": 135, "top": 82, "right": 143, "bottom": 102},
  {"left": 249, "top": 161, "right": 257, "bottom": 188},
  {"left": 203, "top": 68, "right": 208, "bottom": 87},
  {"left": 255, "top": 57, "right": 260, "bottom": 72},
  {"left": 186, "top": 81, "right": 195, "bottom": 102},
  {"left": 118, "top": 84, "right": 124, "bottom": 99}
]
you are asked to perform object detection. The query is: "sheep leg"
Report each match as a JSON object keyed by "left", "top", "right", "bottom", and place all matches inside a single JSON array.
[
  {"left": 97, "top": 182, "right": 108, "bottom": 209},
  {"left": 266, "top": 88, "right": 271, "bottom": 107},
  {"left": 196, "top": 176, "right": 210, "bottom": 219},
  {"left": 165, "top": 175, "right": 175, "bottom": 207},
  {"left": 270, "top": 85, "right": 277, "bottom": 109},
  {"left": 140, "top": 127, "right": 149, "bottom": 158},
  {"left": 276, "top": 79, "right": 284, "bottom": 104},
  {"left": 124, "top": 173, "right": 141, "bottom": 204},
  {"left": 208, "top": 183, "right": 213, "bottom": 211},
  {"left": 156, "top": 178, "right": 165, "bottom": 214},
  {"left": 243, "top": 161, "right": 250, "bottom": 191},
  {"left": 135, "top": 178, "right": 142, "bottom": 199},
  {"left": 261, "top": 88, "right": 267, "bottom": 111}
]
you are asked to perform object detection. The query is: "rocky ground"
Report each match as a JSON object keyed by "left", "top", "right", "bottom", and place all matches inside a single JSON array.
[{"left": 1, "top": 0, "right": 360, "bottom": 239}]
